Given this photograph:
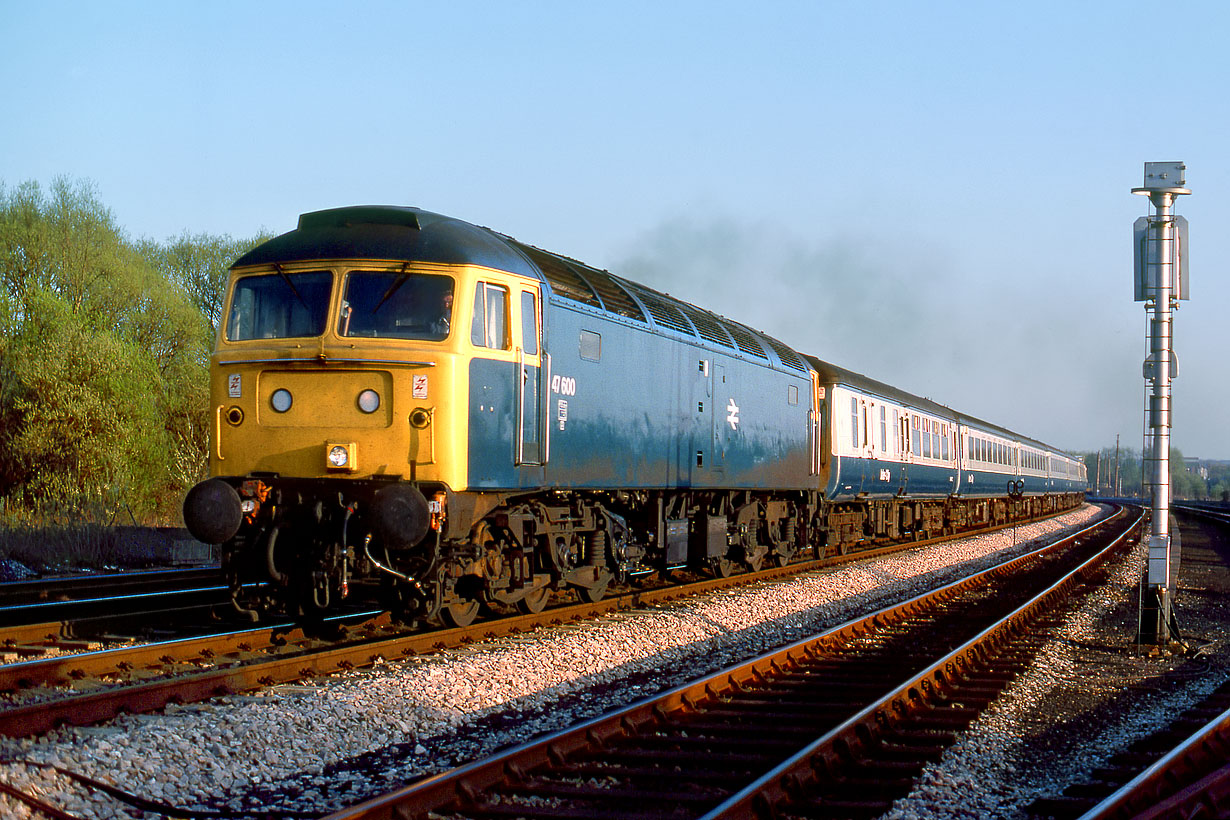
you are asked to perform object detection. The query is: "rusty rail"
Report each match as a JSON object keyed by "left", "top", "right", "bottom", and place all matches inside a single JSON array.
[
  {"left": 319, "top": 507, "right": 1137, "bottom": 819},
  {"left": 0, "top": 506, "right": 1094, "bottom": 738}
]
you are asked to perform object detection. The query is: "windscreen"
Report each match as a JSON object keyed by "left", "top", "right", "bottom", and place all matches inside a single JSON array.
[
  {"left": 226, "top": 271, "right": 332, "bottom": 341},
  {"left": 339, "top": 271, "right": 454, "bottom": 341}
]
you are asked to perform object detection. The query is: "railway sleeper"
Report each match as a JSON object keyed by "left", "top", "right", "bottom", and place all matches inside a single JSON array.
[
  {"left": 592, "top": 746, "right": 772, "bottom": 767},
  {"left": 498, "top": 779, "right": 724, "bottom": 804},
  {"left": 633, "top": 733, "right": 802, "bottom": 754},
  {"left": 556, "top": 763, "right": 738, "bottom": 785},
  {"left": 701, "top": 706, "right": 859, "bottom": 724}
]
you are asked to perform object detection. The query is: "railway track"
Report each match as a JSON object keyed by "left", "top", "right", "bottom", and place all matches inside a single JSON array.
[
  {"left": 1031, "top": 678, "right": 1230, "bottom": 820},
  {"left": 0, "top": 507, "right": 1091, "bottom": 739},
  {"left": 0, "top": 566, "right": 233, "bottom": 653},
  {"left": 321, "top": 505, "right": 1141, "bottom": 820},
  {"left": 1017, "top": 505, "right": 1230, "bottom": 820}
]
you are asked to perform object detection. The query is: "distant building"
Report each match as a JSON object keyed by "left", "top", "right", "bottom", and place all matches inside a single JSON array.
[{"left": 1184, "top": 457, "right": 1210, "bottom": 481}]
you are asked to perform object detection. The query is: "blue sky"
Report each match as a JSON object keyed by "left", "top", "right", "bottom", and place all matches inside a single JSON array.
[{"left": 3, "top": 1, "right": 1228, "bottom": 459}]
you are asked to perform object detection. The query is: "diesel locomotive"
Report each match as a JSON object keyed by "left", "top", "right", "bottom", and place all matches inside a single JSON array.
[{"left": 182, "top": 206, "right": 1086, "bottom": 625}]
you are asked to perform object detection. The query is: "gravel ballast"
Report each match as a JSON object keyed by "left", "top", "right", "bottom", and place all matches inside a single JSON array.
[
  {"left": 885, "top": 508, "right": 1230, "bottom": 819},
  {"left": 0, "top": 505, "right": 1153, "bottom": 819}
]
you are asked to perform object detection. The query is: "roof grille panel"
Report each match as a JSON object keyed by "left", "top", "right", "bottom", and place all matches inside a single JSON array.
[
  {"left": 568, "top": 263, "right": 646, "bottom": 321},
  {"left": 721, "top": 321, "right": 769, "bottom": 359},
  {"left": 677, "top": 304, "right": 735, "bottom": 349},
  {"left": 625, "top": 286, "right": 696, "bottom": 336},
  {"left": 762, "top": 335, "right": 807, "bottom": 371},
  {"left": 513, "top": 243, "right": 602, "bottom": 308}
]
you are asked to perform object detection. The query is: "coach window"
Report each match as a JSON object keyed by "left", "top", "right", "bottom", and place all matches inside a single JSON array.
[
  {"left": 941, "top": 424, "right": 949, "bottom": 460},
  {"left": 850, "top": 397, "right": 859, "bottom": 449},
  {"left": 922, "top": 419, "right": 931, "bottom": 458},
  {"left": 879, "top": 406, "right": 887, "bottom": 452},
  {"left": 911, "top": 416, "right": 921, "bottom": 456},
  {"left": 471, "top": 282, "right": 509, "bottom": 349}
]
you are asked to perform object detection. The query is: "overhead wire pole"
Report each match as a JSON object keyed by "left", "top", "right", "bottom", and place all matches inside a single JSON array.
[{"left": 1131, "top": 161, "right": 1190, "bottom": 646}]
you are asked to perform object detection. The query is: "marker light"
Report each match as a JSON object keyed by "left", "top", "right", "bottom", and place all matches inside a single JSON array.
[
  {"left": 328, "top": 445, "right": 350, "bottom": 468},
  {"left": 271, "top": 389, "right": 293, "bottom": 413},
  {"left": 357, "top": 389, "right": 380, "bottom": 413},
  {"left": 409, "top": 408, "right": 431, "bottom": 429}
]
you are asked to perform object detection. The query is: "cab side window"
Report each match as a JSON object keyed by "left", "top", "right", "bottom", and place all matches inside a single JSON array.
[
  {"left": 521, "top": 291, "right": 539, "bottom": 356},
  {"left": 471, "top": 282, "right": 509, "bottom": 349}
]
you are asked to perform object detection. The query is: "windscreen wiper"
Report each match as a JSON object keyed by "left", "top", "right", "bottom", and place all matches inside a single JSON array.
[
  {"left": 372, "top": 262, "right": 412, "bottom": 314},
  {"left": 274, "top": 263, "right": 309, "bottom": 309}
]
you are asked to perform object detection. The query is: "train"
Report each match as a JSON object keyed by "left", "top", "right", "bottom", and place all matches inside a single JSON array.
[{"left": 182, "top": 205, "right": 1087, "bottom": 624}]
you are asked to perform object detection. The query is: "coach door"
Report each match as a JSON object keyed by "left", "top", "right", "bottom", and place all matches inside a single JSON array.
[
  {"left": 516, "top": 286, "right": 545, "bottom": 467},
  {"left": 808, "top": 372, "right": 823, "bottom": 476}
]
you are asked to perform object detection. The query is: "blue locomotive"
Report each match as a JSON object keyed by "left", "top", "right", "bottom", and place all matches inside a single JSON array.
[{"left": 181, "top": 206, "right": 1086, "bottom": 623}]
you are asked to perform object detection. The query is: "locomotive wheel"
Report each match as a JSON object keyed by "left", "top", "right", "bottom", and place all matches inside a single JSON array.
[
  {"left": 516, "top": 587, "right": 550, "bottom": 614},
  {"left": 710, "top": 556, "right": 735, "bottom": 578},
  {"left": 576, "top": 579, "right": 609, "bottom": 604},
  {"left": 443, "top": 600, "right": 480, "bottom": 627}
]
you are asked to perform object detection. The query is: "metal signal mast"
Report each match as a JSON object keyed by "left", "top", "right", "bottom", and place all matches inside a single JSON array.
[{"left": 1132, "top": 161, "right": 1189, "bottom": 646}]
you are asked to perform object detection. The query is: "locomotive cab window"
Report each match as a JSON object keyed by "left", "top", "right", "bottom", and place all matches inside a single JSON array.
[
  {"left": 338, "top": 271, "right": 455, "bottom": 340},
  {"left": 227, "top": 270, "right": 332, "bottom": 341},
  {"left": 471, "top": 282, "right": 509, "bottom": 349},
  {"left": 521, "top": 291, "right": 539, "bottom": 355}
]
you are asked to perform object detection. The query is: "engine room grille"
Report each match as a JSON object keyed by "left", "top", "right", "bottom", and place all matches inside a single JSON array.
[
  {"left": 577, "top": 266, "right": 646, "bottom": 321},
  {"left": 514, "top": 243, "right": 602, "bottom": 308},
  {"left": 677, "top": 303, "right": 736, "bottom": 349},
  {"left": 516, "top": 242, "right": 648, "bottom": 322},
  {"left": 762, "top": 335, "right": 807, "bottom": 371},
  {"left": 721, "top": 320, "right": 768, "bottom": 359},
  {"left": 624, "top": 285, "right": 697, "bottom": 336}
]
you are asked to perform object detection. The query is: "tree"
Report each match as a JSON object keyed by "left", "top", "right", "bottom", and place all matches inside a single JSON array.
[
  {"left": 0, "top": 177, "right": 264, "bottom": 524},
  {"left": 140, "top": 229, "right": 272, "bottom": 339}
]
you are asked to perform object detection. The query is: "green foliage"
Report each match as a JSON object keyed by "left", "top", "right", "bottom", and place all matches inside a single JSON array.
[
  {"left": 138, "top": 229, "right": 272, "bottom": 344},
  {"left": 0, "top": 177, "right": 262, "bottom": 526}
]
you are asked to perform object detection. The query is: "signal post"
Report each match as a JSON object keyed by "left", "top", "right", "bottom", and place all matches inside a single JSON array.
[{"left": 1132, "top": 161, "right": 1189, "bottom": 646}]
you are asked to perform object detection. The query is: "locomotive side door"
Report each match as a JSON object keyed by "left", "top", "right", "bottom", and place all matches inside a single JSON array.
[
  {"left": 515, "top": 286, "right": 545, "bottom": 467},
  {"left": 711, "top": 363, "right": 727, "bottom": 478}
]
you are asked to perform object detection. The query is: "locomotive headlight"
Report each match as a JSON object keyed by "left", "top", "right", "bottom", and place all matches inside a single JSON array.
[
  {"left": 357, "top": 389, "right": 380, "bottom": 413},
  {"left": 326, "top": 442, "right": 356, "bottom": 471},
  {"left": 270, "top": 389, "right": 293, "bottom": 413}
]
